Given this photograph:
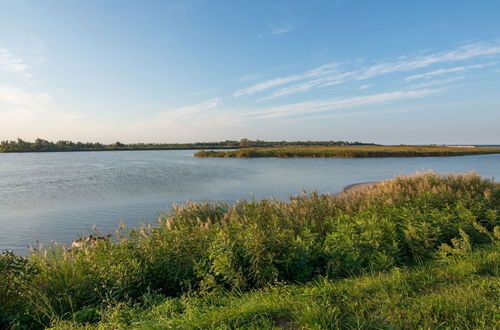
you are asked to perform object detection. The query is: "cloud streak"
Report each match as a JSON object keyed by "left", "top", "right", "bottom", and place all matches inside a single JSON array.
[
  {"left": 234, "top": 41, "right": 500, "bottom": 102},
  {"left": 358, "top": 84, "right": 373, "bottom": 90},
  {"left": 234, "top": 63, "right": 339, "bottom": 97},
  {"left": 246, "top": 89, "right": 442, "bottom": 120},
  {"left": 409, "top": 76, "right": 465, "bottom": 89},
  {"left": 0, "top": 85, "right": 51, "bottom": 108},
  {"left": 357, "top": 42, "right": 500, "bottom": 80},
  {"left": 125, "top": 40, "right": 499, "bottom": 135},
  {"left": 270, "top": 26, "right": 293, "bottom": 35},
  {"left": 258, "top": 23, "right": 294, "bottom": 38},
  {"left": 168, "top": 98, "right": 223, "bottom": 118},
  {"left": 404, "top": 62, "right": 496, "bottom": 81},
  {"left": 0, "top": 48, "right": 32, "bottom": 77},
  {"left": 257, "top": 70, "right": 358, "bottom": 101}
]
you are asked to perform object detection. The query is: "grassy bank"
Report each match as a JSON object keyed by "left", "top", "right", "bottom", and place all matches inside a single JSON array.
[
  {"left": 52, "top": 244, "right": 500, "bottom": 329},
  {"left": 1, "top": 172, "right": 499, "bottom": 329},
  {"left": 195, "top": 145, "right": 500, "bottom": 158}
]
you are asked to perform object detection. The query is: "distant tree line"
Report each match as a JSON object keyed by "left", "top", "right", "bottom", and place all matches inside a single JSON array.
[
  {"left": 0, "top": 138, "right": 240, "bottom": 152},
  {"left": 237, "top": 139, "right": 375, "bottom": 148},
  {"left": 0, "top": 138, "right": 375, "bottom": 153}
]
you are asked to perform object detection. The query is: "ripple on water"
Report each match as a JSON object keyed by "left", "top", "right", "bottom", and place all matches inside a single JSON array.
[{"left": 1, "top": 150, "right": 499, "bottom": 253}]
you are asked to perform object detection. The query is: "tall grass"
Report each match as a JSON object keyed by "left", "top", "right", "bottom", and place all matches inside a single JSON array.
[
  {"left": 1, "top": 172, "right": 499, "bottom": 328},
  {"left": 194, "top": 145, "right": 500, "bottom": 158},
  {"left": 51, "top": 244, "right": 500, "bottom": 329}
]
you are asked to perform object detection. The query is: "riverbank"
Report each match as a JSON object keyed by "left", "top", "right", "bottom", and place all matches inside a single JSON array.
[
  {"left": 341, "top": 181, "right": 378, "bottom": 193},
  {"left": 1, "top": 171, "right": 498, "bottom": 329},
  {"left": 195, "top": 145, "right": 500, "bottom": 158}
]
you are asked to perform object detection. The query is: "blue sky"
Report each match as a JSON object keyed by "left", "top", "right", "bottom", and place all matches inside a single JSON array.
[{"left": 0, "top": 0, "right": 499, "bottom": 144}]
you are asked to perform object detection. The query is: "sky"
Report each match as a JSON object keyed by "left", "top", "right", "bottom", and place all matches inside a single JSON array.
[{"left": 0, "top": 0, "right": 499, "bottom": 144}]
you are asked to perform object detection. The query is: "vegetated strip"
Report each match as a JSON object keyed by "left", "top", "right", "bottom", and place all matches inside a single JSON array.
[
  {"left": 195, "top": 145, "right": 500, "bottom": 158},
  {"left": 51, "top": 244, "right": 500, "bottom": 329},
  {"left": 0, "top": 138, "right": 238, "bottom": 153}
]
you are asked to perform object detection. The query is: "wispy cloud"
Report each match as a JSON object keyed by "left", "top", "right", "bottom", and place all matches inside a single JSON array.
[
  {"left": 118, "top": 40, "right": 500, "bottom": 136},
  {"left": 257, "top": 79, "right": 326, "bottom": 101},
  {"left": 162, "top": 42, "right": 498, "bottom": 127},
  {"left": 246, "top": 89, "right": 442, "bottom": 120},
  {"left": 142, "top": 98, "right": 224, "bottom": 128},
  {"left": 0, "top": 48, "right": 32, "bottom": 78},
  {"left": 409, "top": 76, "right": 465, "bottom": 89},
  {"left": 286, "top": 107, "right": 417, "bottom": 123},
  {"left": 236, "top": 41, "right": 500, "bottom": 102},
  {"left": 0, "top": 85, "right": 51, "bottom": 108},
  {"left": 404, "top": 62, "right": 496, "bottom": 81},
  {"left": 257, "top": 74, "right": 348, "bottom": 101},
  {"left": 233, "top": 72, "right": 261, "bottom": 83},
  {"left": 258, "top": 23, "right": 294, "bottom": 38},
  {"left": 357, "top": 42, "right": 500, "bottom": 80},
  {"left": 234, "top": 74, "right": 302, "bottom": 97},
  {"left": 271, "top": 28, "right": 293, "bottom": 36},
  {"left": 168, "top": 98, "right": 223, "bottom": 118},
  {"left": 234, "top": 63, "right": 339, "bottom": 97},
  {"left": 358, "top": 84, "right": 373, "bottom": 90}
]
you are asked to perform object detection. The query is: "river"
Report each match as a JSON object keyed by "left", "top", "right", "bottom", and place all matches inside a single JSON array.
[{"left": 1, "top": 150, "right": 499, "bottom": 253}]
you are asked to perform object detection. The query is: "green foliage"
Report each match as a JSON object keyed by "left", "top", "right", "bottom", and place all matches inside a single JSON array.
[
  {"left": 0, "top": 251, "right": 40, "bottom": 328},
  {"left": 195, "top": 145, "right": 500, "bottom": 158},
  {"left": 1, "top": 172, "right": 499, "bottom": 328},
  {"left": 50, "top": 244, "right": 500, "bottom": 329},
  {"left": 0, "top": 138, "right": 241, "bottom": 152}
]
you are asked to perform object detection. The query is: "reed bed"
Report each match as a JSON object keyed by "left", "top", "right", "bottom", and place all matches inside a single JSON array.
[
  {"left": 1, "top": 172, "right": 499, "bottom": 328},
  {"left": 194, "top": 145, "right": 500, "bottom": 158}
]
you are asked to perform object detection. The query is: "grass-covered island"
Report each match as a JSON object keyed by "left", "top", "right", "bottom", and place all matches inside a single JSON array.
[
  {"left": 195, "top": 145, "right": 500, "bottom": 158},
  {"left": 1, "top": 172, "right": 499, "bottom": 329}
]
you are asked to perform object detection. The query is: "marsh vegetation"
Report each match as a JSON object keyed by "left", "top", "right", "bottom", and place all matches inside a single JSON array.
[{"left": 195, "top": 145, "right": 500, "bottom": 158}]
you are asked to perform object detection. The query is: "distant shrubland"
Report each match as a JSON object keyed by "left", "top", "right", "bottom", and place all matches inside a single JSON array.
[
  {"left": 0, "top": 172, "right": 499, "bottom": 328},
  {"left": 195, "top": 145, "right": 500, "bottom": 158}
]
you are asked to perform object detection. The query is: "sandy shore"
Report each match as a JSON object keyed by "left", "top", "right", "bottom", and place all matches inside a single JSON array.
[{"left": 341, "top": 181, "right": 379, "bottom": 193}]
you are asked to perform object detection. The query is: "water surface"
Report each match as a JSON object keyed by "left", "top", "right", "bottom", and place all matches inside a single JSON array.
[{"left": 1, "top": 150, "right": 499, "bottom": 253}]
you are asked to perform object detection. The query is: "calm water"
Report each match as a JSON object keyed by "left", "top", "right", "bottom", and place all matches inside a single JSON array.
[{"left": 1, "top": 150, "right": 499, "bottom": 253}]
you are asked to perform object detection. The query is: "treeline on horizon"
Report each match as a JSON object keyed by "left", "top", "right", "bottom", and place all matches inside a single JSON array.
[{"left": 0, "top": 138, "right": 375, "bottom": 153}]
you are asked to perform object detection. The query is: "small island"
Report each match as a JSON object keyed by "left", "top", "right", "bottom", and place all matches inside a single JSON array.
[{"left": 195, "top": 145, "right": 500, "bottom": 158}]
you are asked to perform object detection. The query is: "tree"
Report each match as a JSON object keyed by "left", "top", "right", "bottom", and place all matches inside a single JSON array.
[{"left": 239, "top": 139, "right": 250, "bottom": 148}]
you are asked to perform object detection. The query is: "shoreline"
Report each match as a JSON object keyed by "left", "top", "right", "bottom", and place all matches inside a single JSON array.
[{"left": 341, "top": 181, "right": 379, "bottom": 193}]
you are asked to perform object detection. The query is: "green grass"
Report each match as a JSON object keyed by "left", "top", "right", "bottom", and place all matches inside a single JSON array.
[
  {"left": 50, "top": 244, "right": 500, "bottom": 329},
  {"left": 1, "top": 172, "right": 499, "bottom": 329},
  {"left": 194, "top": 145, "right": 500, "bottom": 158}
]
